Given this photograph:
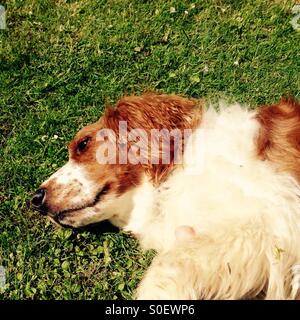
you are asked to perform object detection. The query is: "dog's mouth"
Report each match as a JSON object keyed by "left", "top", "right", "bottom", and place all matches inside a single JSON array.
[{"left": 50, "top": 183, "right": 111, "bottom": 224}]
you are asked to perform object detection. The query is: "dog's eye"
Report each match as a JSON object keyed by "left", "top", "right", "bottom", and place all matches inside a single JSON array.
[{"left": 76, "top": 137, "right": 91, "bottom": 154}]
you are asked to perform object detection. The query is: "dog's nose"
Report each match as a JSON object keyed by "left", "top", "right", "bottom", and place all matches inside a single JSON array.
[{"left": 31, "top": 188, "right": 47, "bottom": 212}]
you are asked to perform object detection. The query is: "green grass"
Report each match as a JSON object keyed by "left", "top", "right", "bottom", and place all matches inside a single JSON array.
[{"left": 0, "top": 0, "right": 299, "bottom": 299}]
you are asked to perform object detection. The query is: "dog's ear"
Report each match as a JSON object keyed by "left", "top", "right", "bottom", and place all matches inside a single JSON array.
[
  {"left": 101, "top": 94, "right": 203, "bottom": 185},
  {"left": 256, "top": 97, "right": 300, "bottom": 180}
]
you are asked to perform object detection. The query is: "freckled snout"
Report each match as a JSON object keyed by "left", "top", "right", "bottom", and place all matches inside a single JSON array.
[{"left": 31, "top": 188, "right": 48, "bottom": 214}]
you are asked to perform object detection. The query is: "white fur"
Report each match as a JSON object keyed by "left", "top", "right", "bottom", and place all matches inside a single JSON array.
[
  {"left": 126, "top": 103, "right": 300, "bottom": 299},
  {"left": 43, "top": 160, "right": 95, "bottom": 204}
]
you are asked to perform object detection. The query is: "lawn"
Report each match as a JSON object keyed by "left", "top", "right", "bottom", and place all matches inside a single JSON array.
[{"left": 0, "top": 0, "right": 299, "bottom": 299}]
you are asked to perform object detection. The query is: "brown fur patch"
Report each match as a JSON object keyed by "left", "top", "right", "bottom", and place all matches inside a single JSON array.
[{"left": 256, "top": 97, "right": 300, "bottom": 182}]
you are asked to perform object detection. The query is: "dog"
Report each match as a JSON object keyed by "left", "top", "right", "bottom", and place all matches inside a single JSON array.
[{"left": 32, "top": 93, "right": 300, "bottom": 299}]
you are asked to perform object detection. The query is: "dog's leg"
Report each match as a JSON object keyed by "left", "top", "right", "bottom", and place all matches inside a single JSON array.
[
  {"left": 136, "top": 223, "right": 300, "bottom": 300},
  {"left": 135, "top": 226, "right": 200, "bottom": 300},
  {"left": 135, "top": 251, "right": 201, "bottom": 300},
  {"left": 135, "top": 229, "right": 273, "bottom": 300}
]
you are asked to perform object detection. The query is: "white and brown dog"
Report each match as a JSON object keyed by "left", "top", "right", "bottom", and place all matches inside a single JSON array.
[{"left": 32, "top": 93, "right": 300, "bottom": 299}]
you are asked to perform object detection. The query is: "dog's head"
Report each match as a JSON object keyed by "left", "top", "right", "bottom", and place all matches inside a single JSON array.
[
  {"left": 31, "top": 94, "right": 200, "bottom": 228},
  {"left": 31, "top": 118, "right": 143, "bottom": 228}
]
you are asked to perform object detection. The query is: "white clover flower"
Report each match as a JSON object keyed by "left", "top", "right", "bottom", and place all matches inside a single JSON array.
[
  {"left": 203, "top": 65, "right": 209, "bottom": 73},
  {"left": 41, "top": 135, "right": 48, "bottom": 141}
]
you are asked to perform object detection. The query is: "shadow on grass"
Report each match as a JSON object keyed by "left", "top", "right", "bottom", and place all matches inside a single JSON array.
[{"left": 77, "top": 220, "right": 120, "bottom": 235}]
